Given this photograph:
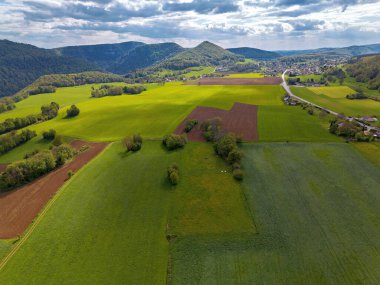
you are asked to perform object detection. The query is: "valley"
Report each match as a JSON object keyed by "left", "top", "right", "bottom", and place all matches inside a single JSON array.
[{"left": 0, "top": 36, "right": 379, "bottom": 285}]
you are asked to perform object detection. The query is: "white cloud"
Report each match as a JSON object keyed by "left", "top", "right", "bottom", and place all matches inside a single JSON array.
[{"left": 0, "top": 0, "right": 379, "bottom": 49}]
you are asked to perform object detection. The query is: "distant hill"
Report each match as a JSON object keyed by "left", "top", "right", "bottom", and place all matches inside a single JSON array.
[
  {"left": 346, "top": 54, "right": 380, "bottom": 91},
  {"left": 276, "top": 44, "right": 380, "bottom": 57},
  {"left": 0, "top": 40, "right": 98, "bottom": 98},
  {"left": 109, "top": 43, "right": 184, "bottom": 74},
  {"left": 155, "top": 41, "right": 243, "bottom": 70},
  {"left": 227, "top": 47, "right": 281, "bottom": 60},
  {"left": 55, "top": 41, "right": 144, "bottom": 69}
]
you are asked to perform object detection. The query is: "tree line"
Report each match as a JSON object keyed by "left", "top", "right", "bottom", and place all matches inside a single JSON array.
[
  {"left": 0, "top": 102, "right": 59, "bottom": 135},
  {"left": 0, "top": 143, "right": 76, "bottom": 191}
]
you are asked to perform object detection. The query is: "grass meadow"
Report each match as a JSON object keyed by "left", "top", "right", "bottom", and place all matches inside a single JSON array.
[
  {"left": 170, "top": 143, "right": 380, "bottom": 284},
  {"left": 2, "top": 83, "right": 337, "bottom": 144},
  {"left": 292, "top": 86, "right": 380, "bottom": 117},
  {"left": 0, "top": 141, "right": 253, "bottom": 284}
]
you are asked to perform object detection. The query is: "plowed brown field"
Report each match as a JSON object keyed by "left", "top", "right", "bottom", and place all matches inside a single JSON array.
[{"left": 0, "top": 141, "right": 107, "bottom": 239}]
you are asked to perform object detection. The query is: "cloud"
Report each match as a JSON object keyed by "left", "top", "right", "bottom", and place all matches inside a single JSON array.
[
  {"left": 0, "top": 0, "right": 379, "bottom": 50},
  {"left": 163, "top": 0, "right": 239, "bottom": 14},
  {"left": 21, "top": 0, "right": 161, "bottom": 22}
]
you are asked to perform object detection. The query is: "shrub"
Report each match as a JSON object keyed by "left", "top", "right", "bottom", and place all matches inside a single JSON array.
[
  {"left": 123, "top": 85, "right": 147, "bottom": 95},
  {"left": 162, "top": 134, "right": 187, "bottom": 150},
  {"left": 123, "top": 134, "right": 143, "bottom": 152},
  {"left": 184, "top": 120, "right": 198, "bottom": 133},
  {"left": 52, "top": 135, "right": 64, "bottom": 146},
  {"left": 53, "top": 144, "right": 76, "bottom": 166},
  {"left": 201, "top": 117, "right": 222, "bottom": 142},
  {"left": 66, "top": 105, "right": 80, "bottom": 118},
  {"left": 91, "top": 85, "right": 124, "bottom": 97},
  {"left": 167, "top": 164, "right": 179, "bottom": 185},
  {"left": 42, "top": 129, "right": 56, "bottom": 140},
  {"left": 227, "top": 148, "right": 243, "bottom": 164},
  {"left": 41, "top": 102, "right": 60, "bottom": 119},
  {"left": 233, "top": 169, "right": 244, "bottom": 181},
  {"left": 214, "top": 133, "right": 239, "bottom": 160},
  {"left": 67, "top": 170, "right": 74, "bottom": 179}
]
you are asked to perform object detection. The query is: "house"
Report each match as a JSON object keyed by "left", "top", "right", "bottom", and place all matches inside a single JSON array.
[{"left": 360, "top": 116, "right": 378, "bottom": 123}]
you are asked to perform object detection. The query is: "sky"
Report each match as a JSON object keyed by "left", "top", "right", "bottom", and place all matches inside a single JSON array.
[{"left": 0, "top": 0, "right": 379, "bottom": 50}]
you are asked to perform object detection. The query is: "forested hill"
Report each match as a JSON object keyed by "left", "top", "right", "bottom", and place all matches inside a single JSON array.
[
  {"left": 55, "top": 41, "right": 145, "bottom": 69},
  {"left": 109, "top": 43, "right": 184, "bottom": 74},
  {"left": 153, "top": 41, "right": 243, "bottom": 70},
  {"left": 0, "top": 40, "right": 98, "bottom": 97},
  {"left": 346, "top": 54, "right": 380, "bottom": 92},
  {"left": 276, "top": 44, "right": 380, "bottom": 57},
  {"left": 227, "top": 47, "right": 281, "bottom": 60}
]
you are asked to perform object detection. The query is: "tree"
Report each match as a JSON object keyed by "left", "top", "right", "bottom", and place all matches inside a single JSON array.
[
  {"left": 122, "top": 134, "right": 143, "bottom": 152},
  {"left": 66, "top": 105, "right": 80, "bottom": 118},
  {"left": 53, "top": 144, "right": 76, "bottom": 166},
  {"left": 162, "top": 134, "right": 187, "bottom": 150},
  {"left": 42, "top": 129, "right": 56, "bottom": 140},
  {"left": 167, "top": 164, "right": 179, "bottom": 185}
]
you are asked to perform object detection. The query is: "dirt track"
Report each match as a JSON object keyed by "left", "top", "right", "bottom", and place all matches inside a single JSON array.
[
  {"left": 174, "top": 103, "right": 258, "bottom": 141},
  {"left": 0, "top": 141, "right": 107, "bottom": 239},
  {"left": 185, "top": 77, "right": 282, "bottom": 85}
]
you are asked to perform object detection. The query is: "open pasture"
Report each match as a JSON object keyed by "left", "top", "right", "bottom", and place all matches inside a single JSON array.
[
  {"left": 16, "top": 83, "right": 331, "bottom": 142},
  {"left": 0, "top": 83, "right": 338, "bottom": 164},
  {"left": 292, "top": 86, "right": 380, "bottom": 117},
  {"left": 171, "top": 142, "right": 380, "bottom": 284},
  {"left": 0, "top": 141, "right": 253, "bottom": 284}
]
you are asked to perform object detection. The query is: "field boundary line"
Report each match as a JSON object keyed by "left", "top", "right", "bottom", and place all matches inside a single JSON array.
[{"left": 0, "top": 143, "right": 112, "bottom": 272}]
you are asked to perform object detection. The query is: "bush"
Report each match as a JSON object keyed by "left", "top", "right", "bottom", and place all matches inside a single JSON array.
[
  {"left": 214, "top": 133, "right": 239, "bottom": 160},
  {"left": 123, "top": 134, "right": 143, "bottom": 152},
  {"left": 184, "top": 120, "right": 198, "bottom": 133},
  {"left": 67, "top": 170, "right": 74, "bottom": 179},
  {"left": 123, "top": 85, "right": 147, "bottom": 95},
  {"left": 167, "top": 164, "right": 179, "bottom": 185},
  {"left": 233, "top": 169, "right": 244, "bottom": 181},
  {"left": 201, "top": 117, "right": 222, "bottom": 142},
  {"left": 53, "top": 144, "right": 76, "bottom": 166},
  {"left": 52, "top": 135, "right": 64, "bottom": 146},
  {"left": 91, "top": 85, "right": 124, "bottom": 97},
  {"left": 227, "top": 148, "right": 243, "bottom": 164},
  {"left": 162, "top": 134, "right": 187, "bottom": 150},
  {"left": 42, "top": 129, "right": 56, "bottom": 140},
  {"left": 66, "top": 105, "right": 80, "bottom": 118}
]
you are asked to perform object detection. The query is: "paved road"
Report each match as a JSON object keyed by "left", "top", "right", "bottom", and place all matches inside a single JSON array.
[{"left": 281, "top": 70, "right": 378, "bottom": 131}]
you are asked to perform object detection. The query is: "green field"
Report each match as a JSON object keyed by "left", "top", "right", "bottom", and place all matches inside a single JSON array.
[
  {"left": 292, "top": 86, "right": 380, "bottom": 117},
  {"left": 0, "top": 141, "right": 253, "bottom": 284},
  {"left": 225, "top": 73, "right": 264, "bottom": 78},
  {"left": 170, "top": 143, "right": 380, "bottom": 284},
  {"left": 0, "top": 83, "right": 338, "bottom": 145}
]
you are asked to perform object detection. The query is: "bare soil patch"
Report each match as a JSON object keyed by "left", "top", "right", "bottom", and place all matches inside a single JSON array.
[
  {"left": 185, "top": 77, "right": 282, "bottom": 85},
  {"left": 174, "top": 103, "right": 258, "bottom": 141},
  {"left": 0, "top": 140, "right": 107, "bottom": 239}
]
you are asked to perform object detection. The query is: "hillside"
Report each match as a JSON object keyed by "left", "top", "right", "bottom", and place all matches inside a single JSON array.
[
  {"left": 55, "top": 41, "right": 144, "bottom": 69},
  {"left": 346, "top": 54, "right": 380, "bottom": 91},
  {"left": 227, "top": 47, "right": 281, "bottom": 60},
  {"left": 277, "top": 43, "right": 380, "bottom": 57},
  {"left": 155, "top": 41, "right": 243, "bottom": 70},
  {"left": 109, "top": 43, "right": 184, "bottom": 74},
  {"left": 0, "top": 40, "right": 98, "bottom": 98}
]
